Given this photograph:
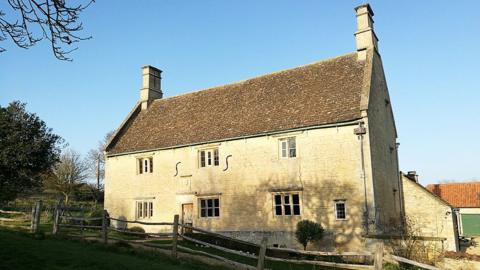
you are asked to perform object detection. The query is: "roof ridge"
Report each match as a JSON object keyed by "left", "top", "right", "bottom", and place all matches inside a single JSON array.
[
  {"left": 154, "top": 51, "right": 359, "bottom": 103},
  {"left": 427, "top": 181, "right": 480, "bottom": 186}
]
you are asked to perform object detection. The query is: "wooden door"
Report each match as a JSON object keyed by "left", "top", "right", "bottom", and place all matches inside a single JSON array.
[{"left": 182, "top": 203, "right": 193, "bottom": 234}]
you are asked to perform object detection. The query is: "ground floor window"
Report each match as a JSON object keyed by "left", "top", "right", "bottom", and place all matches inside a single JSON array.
[
  {"left": 199, "top": 198, "right": 220, "bottom": 218},
  {"left": 274, "top": 193, "right": 301, "bottom": 216},
  {"left": 136, "top": 201, "right": 153, "bottom": 219},
  {"left": 335, "top": 200, "right": 346, "bottom": 220}
]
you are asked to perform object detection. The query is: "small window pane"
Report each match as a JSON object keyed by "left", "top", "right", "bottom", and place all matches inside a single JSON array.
[
  {"left": 289, "top": 148, "right": 296, "bottom": 158},
  {"left": 138, "top": 203, "right": 143, "bottom": 218},
  {"left": 200, "top": 209, "right": 206, "bottom": 217},
  {"left": 144, "top": 202, "right": 148, "bottom": 217},
  {"left": 284, "top": 205, "right": 292, "bottom": 215},
  {"left": 201, "top": 199, "right": 206, "bottom": 207},
  {"left": 200, "top": 151, "right": 205, "bottom": 167},
  {"left": 274, "top": 195, "right": 282, "bottom": 205},
  {"left": 214, "top": 199, "right": 219, "bottom": 207},
  {"left": 275, "top": 205, "right": 282, "bottom": 215},
  {"left": 138, "top": 159, "right": 143, "bottom": 174},
  {"left": 284, "top": 195, "right": 290, "bottom": 205},
  {"left": 149, "top": 158, "right": 153, "bottom": 173},
  {"left": 207, "top": 208, "right": 213, "bottom": 217},
  {"left": 207, "top": 151, "right": 212, "bottom": 165},
  {"left": 214, "top": 208, "right": 220, "bottom": 217},
  {"left": 292, "top": 194, "right": 299, "bottom": 204},
  {"left": 149, "top": 202, "right": 153, "bottom": 217},
  {"left": 207, "top": 199, "right": 213, "bottom": 207},
  {"left": 281, "top": 141, "right": 287, "bottom": 157},
  {"left": 214, "top": 149, "right": 219, "bottom": 166},
  {"left": 336, "top": 202, "right": 346, "bottom": 219},
  {"left": 293, "top": 205, "right": 301, "bottom": 215},
  {"left": 144, "top": 159, "right": 148, "bottom": 172}
]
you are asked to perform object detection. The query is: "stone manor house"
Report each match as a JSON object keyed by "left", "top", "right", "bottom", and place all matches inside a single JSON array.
[{"left": 105, "top": 4, "right": 403, "bottom": 250}]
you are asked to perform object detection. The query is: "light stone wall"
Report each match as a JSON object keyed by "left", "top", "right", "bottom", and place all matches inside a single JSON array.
[
  {"left": 365, "top": 52, "right": 402, "bottom": 231},
  {"left": 402, "top": 175, "right": 459, "bottom": 251},
  {"left": 105, "top": 124, "right": 376, "bottom": 251}
]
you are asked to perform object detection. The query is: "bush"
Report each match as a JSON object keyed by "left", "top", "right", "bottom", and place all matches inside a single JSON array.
[
  {"left": 86, "top": 208, "right": 103, "bottom": 226},
  {"left": 295, "top": 220, "right": 324, "bottom": 250},
  {"left": 129, "top": 226, "right": 146, "bottom": 239}
]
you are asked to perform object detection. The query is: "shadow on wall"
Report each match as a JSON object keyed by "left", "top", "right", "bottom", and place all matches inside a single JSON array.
[{"left": 195, "top": 171, "right": 372, "bottom": 251}]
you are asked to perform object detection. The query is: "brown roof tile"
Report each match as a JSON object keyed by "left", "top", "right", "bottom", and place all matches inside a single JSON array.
[
  {"left": 107, "top": 52, "right": 366, "bottom": 155},
  {"left": 426, "top": 182, "right": 480, "bottom": 208}
]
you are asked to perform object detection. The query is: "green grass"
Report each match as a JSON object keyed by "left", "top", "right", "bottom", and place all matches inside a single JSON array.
[
  {"left": 148, "top": 239, "right": 343, "bottom": 270},
  {"left": 0, "top": 228, "right": 228, "bottom": 270}
]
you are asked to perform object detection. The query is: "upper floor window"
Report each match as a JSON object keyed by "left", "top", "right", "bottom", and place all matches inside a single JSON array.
[
  {"left": 279, "top": 137, "right": 296, "bottom": 158},
  {"left": 199, "top": 198, "right": 220, "bottom": 218},
  {"left": 335, "top": 200, "right": 347, "bottom": 220},
  {"left": 136, "top": 201, "right": 153, "bottom": 219},
  {"left": 138, "top": 157, "right": 153, "bottom": 174},
  {"left": 199, "top": 148, "right": 219, "bottom": 167},
  {"left": 274, "top": 193, "right": 301, "bottom": 216}
]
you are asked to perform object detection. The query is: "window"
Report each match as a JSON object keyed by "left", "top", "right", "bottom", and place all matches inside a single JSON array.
[
  {"left": 138, "top": 157, "right": 153, "bottom": 174},
  {"left": 279, "top": 137, "right": 296, "bottom": 158},
  {"left": 335, "top": 200, "right": 346, "bottom": 220},
  {"left": 274, "top": 193, "right": 301, "bottom": 216},
  {"left": 199, "top": 198, "right": 220, "bottom": 218},
  {"left": 199, "top": 149, "right": 219, "bottom": 167},
  {"left": 136, "top": 201, "right": 153, "bottom": 219}
]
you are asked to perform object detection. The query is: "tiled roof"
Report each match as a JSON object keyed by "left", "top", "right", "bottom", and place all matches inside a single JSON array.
[
  {"left": 426, "top": 182, "right": 480, "bottom": 208},
  {"left": 107, "top": 52, "right": 366, "bottom": 155}
]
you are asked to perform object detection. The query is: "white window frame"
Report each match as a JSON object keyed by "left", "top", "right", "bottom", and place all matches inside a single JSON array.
[
  {"left": 198, "top": 197, "right": 220, "bottom": 218},
  {"left": 199, "top": 148, "right": 219, "bottom": 168},
  {"left": 279, "top": 137, "right": 297, "bottom": 159},
  {"left": 273, "top": 193, "right": 301, "bottom": 216},
  {"left": 136, "top": 200, "right": 153, "bottom": 219},
  {"left": 334, "top": 200, "right": 347, "bottom": 220},
  {"left": 137, "top": 157, "right": 153, "bottom": 174}
]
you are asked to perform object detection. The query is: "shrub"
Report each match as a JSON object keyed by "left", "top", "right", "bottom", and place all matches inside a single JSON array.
[
  {"left": 86, "top": 208, "right": 103, "bottom": 226},
  {"left": 295, "top": 220, "right": 324, "bottom": 250},
  {"left": 129, "top": 226, "right": 146, "bottom": 239}
]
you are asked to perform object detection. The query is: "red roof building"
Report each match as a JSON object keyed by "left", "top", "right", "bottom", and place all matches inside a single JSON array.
[{"left": 426, "top": 182, "right": 480, "bottom": 208}]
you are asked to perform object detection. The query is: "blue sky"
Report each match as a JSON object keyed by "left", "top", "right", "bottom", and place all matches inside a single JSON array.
[{"left": 1, "top": 1, "right": 479, "bottom": 185}]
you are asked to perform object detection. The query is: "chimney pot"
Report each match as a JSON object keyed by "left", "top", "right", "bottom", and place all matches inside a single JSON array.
[{"left": 140, "top": 65, "right": 162, "bottom": 110}]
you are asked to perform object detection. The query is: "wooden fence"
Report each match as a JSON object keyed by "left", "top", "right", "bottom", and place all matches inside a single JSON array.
[{"left": 47, "top": 207, "right": 440, "bottom": 270}]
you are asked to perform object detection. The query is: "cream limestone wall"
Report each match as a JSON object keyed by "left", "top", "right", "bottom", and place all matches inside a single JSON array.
[
  {"left": 402, "top": 175, "right": 459, "bottom": 251},
  {"left": 105, "top": 124, "right": 377, "bottom": 251},
  {"left": 365, "top": 52, "right": 402, "bottom": 232}
]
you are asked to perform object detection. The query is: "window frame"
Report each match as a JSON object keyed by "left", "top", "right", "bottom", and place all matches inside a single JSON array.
[
  {"left": 137, "top": 157, "right": 153, "bottom": 174},
  {"left": 199, "top": 148, "right": 220, "bottom": 168},
  {"left": 334, "top": 200, "right": 347, "bottom": 220},
  {"left": 279, "top": 137, "right": 297, "bottom": 159},
  {"left": 198, "top": 197, "right": 220, "bottom": 218},
  {"left": 273, "top": 193, "right": 301, "bottom": 216},
  {"left": 136, "top": 200, "right": 154, "bottom": 219}
]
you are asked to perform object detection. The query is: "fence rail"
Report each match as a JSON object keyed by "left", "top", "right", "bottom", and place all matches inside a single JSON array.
[{"left": 0, "top": 202, "right": 433, "bottom": 270}]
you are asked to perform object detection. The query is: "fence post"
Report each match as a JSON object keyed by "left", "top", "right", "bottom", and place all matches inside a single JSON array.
[
  {"left": 30, "top": 203, "right": 36, "bottom": 232},
  {"left": 257, "top": 237, "right": 268, "bottom": 270},
  {"left": 171, "top": 214, "right": 179, "bottom": 258},
  {"left": 374, "top": 241, "right": 384, "bottom": 270},
  {"left": 52, "top": 204, "right": 59, "bottom": 235},
  {"left": 31, "top": 201, "right": 42, "bottom": 233},
  {"left": 101, "top": 210, "right": 108, "bottom": 244}
]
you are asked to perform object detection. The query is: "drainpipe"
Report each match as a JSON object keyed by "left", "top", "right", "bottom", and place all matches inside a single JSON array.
[{"left": 354, "top": 122, "right": 369, "bottom": 234}]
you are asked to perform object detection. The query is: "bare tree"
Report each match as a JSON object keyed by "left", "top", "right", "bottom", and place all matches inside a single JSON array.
[
  {"left": 0, "top": 0, "right": 94, "bottom": 61},
  {"left": 86, "top": 131, "right": 114, "bottom": 191},
  {"left": 43, "top": 149, "right": 88, "bottom": 204}
]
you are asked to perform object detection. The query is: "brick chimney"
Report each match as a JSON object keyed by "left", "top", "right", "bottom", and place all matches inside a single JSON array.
[
  {"left": 354, "top": 4, "right": 378, "bottom": 60},
  {"left": 140, "top": 65, "right": 162, "bottom": 110}
]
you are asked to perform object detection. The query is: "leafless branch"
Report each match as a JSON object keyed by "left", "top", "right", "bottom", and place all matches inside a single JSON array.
[{"left": 0, "top": 0, "right": 93, "bottom": 61}]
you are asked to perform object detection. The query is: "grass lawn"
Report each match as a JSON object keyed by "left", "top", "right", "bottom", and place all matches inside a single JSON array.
[{"left": 0, "top": 228, "right": 227, "bottom": 270}]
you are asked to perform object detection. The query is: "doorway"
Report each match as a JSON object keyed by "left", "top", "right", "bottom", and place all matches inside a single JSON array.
[{"left": 182, "top": 203, "right": 193, "bottom": 234}]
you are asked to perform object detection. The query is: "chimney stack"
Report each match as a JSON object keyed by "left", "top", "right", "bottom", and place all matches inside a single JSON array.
[
  {"left": 140, "top": 65, "right": 162, "bottom": 110},
  {"left": 354, "top": 4, "right": 378, "bottom": 60}
]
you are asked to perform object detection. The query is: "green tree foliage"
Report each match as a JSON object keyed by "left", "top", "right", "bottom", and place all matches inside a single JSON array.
[
  {"left": 43, "top": 149, "right": 88, "bottom": 205},
  {"left": 295, "top": 220, "right": 325, "bottom": 250},
  {"left": 0, "top": 101, "right": 62, "bottom": 202}
]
